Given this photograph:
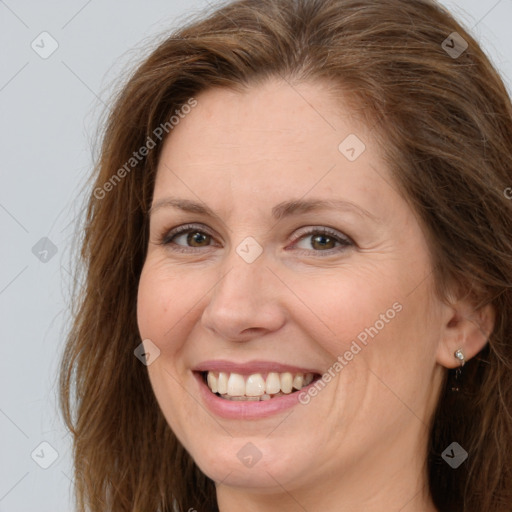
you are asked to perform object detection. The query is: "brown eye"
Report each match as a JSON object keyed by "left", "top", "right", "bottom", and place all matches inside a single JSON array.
[
  {"left": 310, "top": 234, "right": 336, "bottom": 250},
  {"left": 160, "top": 224, "right": 216, "bottom": 250},
  {"left": 186, "top": 231, "right": 211, "bottom": 247},
  {"left": 293, "top": 227, "right": 353, "bottom": 254}
]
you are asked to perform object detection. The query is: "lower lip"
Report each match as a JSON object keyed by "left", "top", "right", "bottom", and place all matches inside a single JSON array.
[{"left": 194, "top": 372, "right": 313, "bottom": 420}]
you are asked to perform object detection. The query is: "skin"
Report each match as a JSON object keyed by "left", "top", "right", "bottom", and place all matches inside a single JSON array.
[{"left": 136, "top": 78, "right": 494, "bottom": 511}]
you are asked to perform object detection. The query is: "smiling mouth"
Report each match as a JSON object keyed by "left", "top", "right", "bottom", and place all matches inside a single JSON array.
[{"left": 200, "top": 370, "right": 321, "bottom": 401}]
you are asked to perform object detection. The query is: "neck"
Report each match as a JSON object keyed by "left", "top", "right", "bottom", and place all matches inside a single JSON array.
[
  {"left": 217, "top": 470, "right": 437, "bottom": 512},
  {"left": 216, "top": 429, "right": 439, "bottom": 512}
]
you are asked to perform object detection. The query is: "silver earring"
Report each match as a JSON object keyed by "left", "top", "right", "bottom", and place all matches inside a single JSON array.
[
  {"left": 454, "top": 349, "right": 465, "bottom": 367},
  {"left": 451, "top": 349, "right": 465, "bottom": 392}
]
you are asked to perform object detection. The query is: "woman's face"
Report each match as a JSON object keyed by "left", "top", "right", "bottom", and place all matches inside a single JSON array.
[{"left": 137, "top": 79, "right": 449, "bottom": 502}]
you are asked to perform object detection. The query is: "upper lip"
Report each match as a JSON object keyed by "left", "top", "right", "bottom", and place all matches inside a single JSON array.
[{"left": 192, "top": 360, "right": 321, "bottom": 375}]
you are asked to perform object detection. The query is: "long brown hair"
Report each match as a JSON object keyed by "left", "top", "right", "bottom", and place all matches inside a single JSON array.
[{"left": 59, "top": 0, "right": 512, "bottom": 510}]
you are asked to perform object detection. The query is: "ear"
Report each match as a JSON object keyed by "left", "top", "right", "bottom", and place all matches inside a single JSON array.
[{"left": 436, "top": 296, "right": 495, "bottom": 369}]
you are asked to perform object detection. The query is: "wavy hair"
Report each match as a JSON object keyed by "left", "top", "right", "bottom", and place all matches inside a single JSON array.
[{"left": 59, "top": 0, "right": 512, "bottom": 510}]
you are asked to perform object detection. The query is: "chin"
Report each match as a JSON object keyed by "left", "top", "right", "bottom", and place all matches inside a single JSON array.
[{"left": 185, "top": 433, "right": 312, "bottom": 491}]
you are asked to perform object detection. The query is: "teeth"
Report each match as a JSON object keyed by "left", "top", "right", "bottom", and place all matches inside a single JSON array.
[
  {"left": 207, "top": 372, "right": 218, "bottom": 393},
  {"left": 245, "top": 374, "right": 266, "bottom": 396},
  {"left": 280, "top": 372, "right": 293, "bottom": 394},
  {"left": 292, "top": 374, "right": 304, "bottom": 390},
  {"left": 205, "top": 370, "right": 316, "bottom": 399},
  {"left": 217, "top": 372, "right": 228, "bottom": 395},
  {"left": 227, "top": 373, "right": 245, "bottom": 396},
  {"left": 265, "top": 372, "right": 281, "bottom": 394},
  {"left": 224, "top": 395, "right": 260, "bottom": 401}
]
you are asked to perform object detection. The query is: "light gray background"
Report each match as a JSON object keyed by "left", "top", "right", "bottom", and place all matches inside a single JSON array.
[{"left": 1, "top": 1, "right": 510, "bottom": 510}]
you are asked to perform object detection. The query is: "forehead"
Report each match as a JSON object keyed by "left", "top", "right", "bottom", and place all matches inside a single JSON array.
[{"left": 153, "top": 79, "right": 396, "bottom": 221}]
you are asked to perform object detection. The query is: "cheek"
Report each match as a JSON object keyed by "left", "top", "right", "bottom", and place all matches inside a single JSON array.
[
  {"left": 136, "top": 260, "right": 195, "bottom": 349},
  {"left": 136, "top": 272, "right": 165, "bottom": 345},
  {"left": 282, "top": 265, "right": 403, "bottom": 358},
  {"left": 136, "top": 262, "right": 202, "bottom": 442},
  {"left": 286, "top": 262, "right": 438, "bottom": 402}
]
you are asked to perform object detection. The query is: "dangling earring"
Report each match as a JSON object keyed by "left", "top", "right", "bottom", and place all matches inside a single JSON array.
[
  {"left": 451, "top": 349, "right": 465, "bottom": 392},
  {"left": 454, "top": 348, "right": 465, "bottom": 368}
]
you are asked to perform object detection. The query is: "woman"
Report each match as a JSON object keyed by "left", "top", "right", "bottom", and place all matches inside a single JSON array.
[{"left": 59, "top": 0, "right": 512, "bottom": 510}]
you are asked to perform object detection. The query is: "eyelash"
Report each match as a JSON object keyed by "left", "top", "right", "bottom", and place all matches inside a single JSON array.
[{"left": 157, "top": 223, "right": 354, "bottom": 256}]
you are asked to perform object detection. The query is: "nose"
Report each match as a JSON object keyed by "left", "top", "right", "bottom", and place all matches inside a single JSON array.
[{"left": 200, "top": 250, "right": 286, "bottom": 342}]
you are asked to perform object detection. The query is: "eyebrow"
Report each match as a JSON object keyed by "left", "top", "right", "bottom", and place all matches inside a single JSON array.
[{"left": 149, "top": 197, "right": 379, "bottom": 222}]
